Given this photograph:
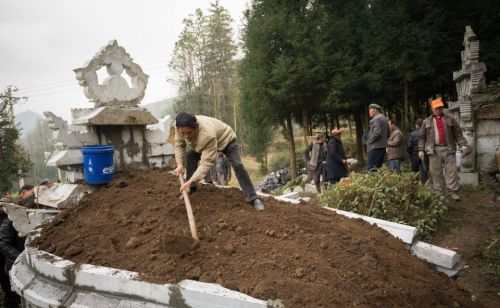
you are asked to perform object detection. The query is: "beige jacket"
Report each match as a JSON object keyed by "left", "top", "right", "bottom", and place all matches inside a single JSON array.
[
  {"left": 175, "top": 115, "right": 236, "bottom": 183},
  {"left": 418, "top": 113, "right": 467, "bottom": 155},
  {"left": 387, "top": 127, "right": 404, "bottom": 160}
]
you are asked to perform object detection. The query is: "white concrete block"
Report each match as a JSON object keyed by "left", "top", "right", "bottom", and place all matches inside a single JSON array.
[
  {"left": 9, "top": 253, "right": 35, "bottom": 293},
  {"left": 29, "top": 250, "right": 74, "bottom": 283},
  {"left": 436, "top": 261, "right": 464, "bottom": 278},
  {"left": 293, "top": 186, "right": 304, "bottom": 193},
  {"left": 23, "top": 276, "right": 71, "bottom": 308},
  {"left": 280, "top": 191, "right": 299, "bottom": 199},
  {"left": 74, "top": 264, "right": 171, "bottom": 305},
  {"left": 36, "top": 183, "right": 93, "bottom": 208},
  {"left": 179, "top": 280, "right": 267, "bottom": 308},
  {"left": 304, "top": 184, "right": 317, "bottom": 193},
  {"left": 411, "top": 241, "right": 460, "bottom": 269},
  {"left": 324, "top": 207, "right": 417, "bottom": 244},
  {"left": 68, "top": 291, "right": 121, "bottom": 308}
]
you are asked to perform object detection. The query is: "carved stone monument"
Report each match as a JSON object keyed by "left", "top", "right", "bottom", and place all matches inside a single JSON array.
[
  {"left": 448, "top": 26, "right": 487, "bottom": 186},
  {"left": 44, "top": 40, "right": 174, "bottom": 188}
]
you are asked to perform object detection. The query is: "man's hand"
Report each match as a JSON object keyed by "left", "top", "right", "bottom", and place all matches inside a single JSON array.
[
  {"left": 174, "top": 163, "right": 185, "bottom": 176},
  {"left": 461, "top": 145, "right": 468, "bottom": 156},
  {"left": 180, "top": 179, "right": 192, "bottom": 193},
  {"left": 418, "top": 151, "right": 425, "bottom": 160}
]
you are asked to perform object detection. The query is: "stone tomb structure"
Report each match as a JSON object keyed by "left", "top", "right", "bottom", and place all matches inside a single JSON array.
[
  {"left": 46, "top": 40, "right": 174, "bottom": 185},
  {"left": 448, "top": 26, "right": 500, "bottom": 186}
]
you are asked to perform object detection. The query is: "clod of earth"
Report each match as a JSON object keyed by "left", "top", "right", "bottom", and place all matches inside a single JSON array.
[{"left": 32, "top": 169, "right": 477, "bottom": 308}]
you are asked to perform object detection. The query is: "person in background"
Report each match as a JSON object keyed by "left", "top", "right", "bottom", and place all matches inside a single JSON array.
[
  {"left": 210, "top": 151, "right": 232, "bottom": 186},
  {"left": 407, "top": 119, "right": 428, "bottom": 183},
  {"left": 418, "top": 98, "right": 468, "bottom": 201},
  {"left": 0, "top": 184, "right": 34, "bottom": 306},
  {"left": 366, "top": 103, "right": 390, "bottom": 171},
  {"left": 325, "top": 128, "right": 348, "bottom": 185},
  {"left": 304, "top": 132, "right": 328, "bottom": 193},
  {"left": 387, "top": 119, "right": 404, "bottom": 173}
]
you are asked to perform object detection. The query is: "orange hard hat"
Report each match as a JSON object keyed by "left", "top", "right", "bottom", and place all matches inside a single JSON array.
[{"left": 431, "top": 98, "right": 444, "bottom": 109}]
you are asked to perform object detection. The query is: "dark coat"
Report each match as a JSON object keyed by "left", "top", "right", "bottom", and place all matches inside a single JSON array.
[
  {"left": 326, "top": 137, "right": 348, "bottom": 181},
  {"left": 0, "top": 218, "right": 26, "bottom": 271}
]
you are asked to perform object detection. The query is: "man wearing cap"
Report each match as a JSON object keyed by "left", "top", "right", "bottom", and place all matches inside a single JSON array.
[
  {"left": 366, "top": 103, "right": 390, "bottom": 170},
  {"left": 174, "top": 112, "right": 265, "bottom": 211},
  {"left": 304, "top": 132, "right": 328, "bottom": 193},
  {"left": 418, "top": 98, "right": 468, "bottom": 201}
]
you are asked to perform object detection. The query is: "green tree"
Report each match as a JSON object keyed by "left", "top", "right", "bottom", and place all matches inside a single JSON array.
[
  {"left": 170, "top": 1, "right": 239, "bottom": 128},
  {"left": 0, "top": 86, "right": 32, "bottom": 193}
]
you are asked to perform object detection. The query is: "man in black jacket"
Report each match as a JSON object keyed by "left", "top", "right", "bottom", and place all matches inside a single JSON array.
[
  {"left": 0, "top": 184, "right": 33, "bottom": 306},
  {"left": 407, "top": 119, "right": 428, "bottom": 183}
]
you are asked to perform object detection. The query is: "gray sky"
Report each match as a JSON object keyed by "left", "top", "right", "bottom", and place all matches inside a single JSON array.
[{"left": 0, "top": 0, "right": 248, "bottom": 120}]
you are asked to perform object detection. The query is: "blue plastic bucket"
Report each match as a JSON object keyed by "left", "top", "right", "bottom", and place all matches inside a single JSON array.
[{"left": 81, "top": 145, "right": 115, "bottom": 184}]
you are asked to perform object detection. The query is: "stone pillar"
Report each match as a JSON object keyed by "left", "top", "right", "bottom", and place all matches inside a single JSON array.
[{"left": 449, "top": 26, "right": 487, "bottom": 186}]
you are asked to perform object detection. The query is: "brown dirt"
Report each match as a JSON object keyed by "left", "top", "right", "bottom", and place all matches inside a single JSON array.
[
  {"left": 431, "top": 187, "right": 500, "bottom": 307},
  {"left": 33, "top": 168, "right": 476, "bottom": 307}
]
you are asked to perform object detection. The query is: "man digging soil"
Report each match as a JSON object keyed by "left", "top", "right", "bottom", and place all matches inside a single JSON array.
[{"left": 174, "top": 112, "right": 265, "bottom": 211}]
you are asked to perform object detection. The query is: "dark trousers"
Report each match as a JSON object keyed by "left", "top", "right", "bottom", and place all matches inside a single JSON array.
[
  {"left": 313, "top": 162, "right": 325, "bottom": 193},
  {"left": 186, "top": 140, "right": 257, "bottom": 202},
  {"left": 367, "top": 148, "right": 386, "bottom": 171},
  {"left": 410, "top": 152, "right": 429, "bottom": 184}
]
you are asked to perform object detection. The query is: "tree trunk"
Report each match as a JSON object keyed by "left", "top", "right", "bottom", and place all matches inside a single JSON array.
[
  {"left": 347, "top": 115, "right": 353, "bottom": 139},
  {"left": 354, "top": 111, "right": 365, "bottom": 163},
  {"left": 335, "top": 114, "right": 340, "bottom": 129},
  {"left": 302, "top": 107, "right": 310, "bottom": 147},
  {"left": 286, "top": 114, "right": 298, "bottom": 178},
  {"left": 329, "top": 113, "right": 335, "bottom": 131},
  {"left": 404, "top": 79, "right": 409, "bottom": 129}
]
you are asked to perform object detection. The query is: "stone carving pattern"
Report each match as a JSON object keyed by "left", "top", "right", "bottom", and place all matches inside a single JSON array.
[{"left": 74, "top": 40, "right": 149, "bottom": 107}]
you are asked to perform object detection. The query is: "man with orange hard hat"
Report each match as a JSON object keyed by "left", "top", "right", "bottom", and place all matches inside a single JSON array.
[{"left": 418, "top": 98, "right": 468, "bottom": 201}]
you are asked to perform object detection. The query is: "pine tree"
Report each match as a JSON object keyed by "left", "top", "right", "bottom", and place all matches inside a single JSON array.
[{"left": 0, "top": 86, "right": 32, "bottom": 194}]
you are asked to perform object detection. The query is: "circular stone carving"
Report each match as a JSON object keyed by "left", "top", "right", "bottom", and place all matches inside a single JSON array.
[{"left": 74, "top": 40, "right": 149, "bottom": 107}]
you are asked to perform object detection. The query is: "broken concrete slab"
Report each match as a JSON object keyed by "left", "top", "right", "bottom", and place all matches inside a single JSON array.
[
  {"left": 293, "top": 186, "right": 304, "bottom": 193},
  {"left": 436, "top": 261, "right": 464, "bottom": 278},
  {"left": 36, "top": 183, "right": 93, "bottom": 208},
  {"left": 304, "top": 184, "right": 318, "bottom": 194},
  {"left": 47, "top": 149, "right": 83, "bottom": 167},
  {"left": 280, "top": 191, "right": 299, "bottom": 200},
  {"left": 459, "top": 172, "right": 479, "bottom": 187},
  {"left": 411, "top": 241, "right": 460, "bottom": 269},
  {"left": 324, "top": 207, "right": 417, "bottom": 244}
]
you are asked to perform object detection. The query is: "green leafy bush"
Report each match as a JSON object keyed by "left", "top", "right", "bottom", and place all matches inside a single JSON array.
[
  {"left": 269, "top": 151, "right": 305, "bottom": 172},
  {"left": 320, "top": 166, "right": 447, "bottom": 238}
]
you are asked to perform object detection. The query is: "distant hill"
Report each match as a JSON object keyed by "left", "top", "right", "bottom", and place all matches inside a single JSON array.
[
  {"left": 142, "top": 97, "right": 177, "bottom": 119},
  {"left": 15, "top": 110, "right": 43, "bottom": 136}
]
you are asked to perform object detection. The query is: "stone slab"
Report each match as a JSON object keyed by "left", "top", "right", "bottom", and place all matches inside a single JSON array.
[
  {"left": 23, "top": 276, "right": 71, "bottom": 308},
  {"left": 436, "top": 261, "right": 464, "bottom": 278},
  {"left": 74, "top": 264, "right": 171, "bottom": 305},
  {"left": 293, "top": 186, "right": 304, "bottom": 193},
  {"left": 179, "top": 280, "right": 268, "bottom": 308},
  {"left": 68, "top": 291, "right": 122, "bottom": 308},
  {"left": 459, "top": 172, "right": 479, "bottom": 187},
  {"left": 10, "top": 253, "right": 35, "bottom": 293},
  {"left": 324, "top": 207, "right": 417, "bottom": 244},
  {"left": 280, "top": 191, "right": 299, "bottom": 200},
  {"left": 411, "top": 241, "right": 460, "bottom": 269},
  {"left": 28, "top": 250, "right": 74, "bottom": 283},
  {"left": 304, "top": 184, "right": 318, "bottom": 194},
  {"left": 47, "top": 149, "right": 84, "bottom": 166},
  {"left": 72, "top": 107, "right": 158, "bottom": 125},
  {"left": 36, "top": 183, "right": 93, "bottom": 208}
]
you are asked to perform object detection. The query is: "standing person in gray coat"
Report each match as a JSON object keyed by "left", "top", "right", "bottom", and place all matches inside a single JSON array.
[
  {"left": 304, "top": 132, "right": 327, "bottom": 193},
  {"left": 418, "top": 98, "right": 468, "bottom": 201},
  {"left": 387, "top": 119, "right": 404, "bottom": 173},
  {"left": 366, "top": 103, "right": 390, "bottom": 170}
]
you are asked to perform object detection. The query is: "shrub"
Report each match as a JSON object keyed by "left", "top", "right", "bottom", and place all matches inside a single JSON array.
[
  {"left": 320, "top": 166, "right": 447, "bottom": 239},
  {"left": 269, "top": 151, "right": 306, "bottom": 172}
]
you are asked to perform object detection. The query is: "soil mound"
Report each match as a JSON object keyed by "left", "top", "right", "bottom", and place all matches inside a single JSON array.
[{"left": 33, "top": 169, "right": 475, "bottom": 307}]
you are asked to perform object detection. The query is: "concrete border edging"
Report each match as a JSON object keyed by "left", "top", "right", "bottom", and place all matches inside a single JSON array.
[
  {"left": 323, "top": 207, "right": 417, "bottom": 244},
  {"left": 10, "top": 235, "right": 272, "bottom": 308}
]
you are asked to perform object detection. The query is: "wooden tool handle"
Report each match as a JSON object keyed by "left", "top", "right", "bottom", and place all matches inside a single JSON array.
[{"left": 179, "top": 175, "right": 199, "bottom": 241}]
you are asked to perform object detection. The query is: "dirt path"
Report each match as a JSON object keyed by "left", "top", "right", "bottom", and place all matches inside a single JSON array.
[{"left": 431, "top": 187, "right": 500, "bottom": 307}]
